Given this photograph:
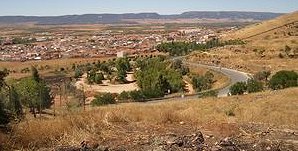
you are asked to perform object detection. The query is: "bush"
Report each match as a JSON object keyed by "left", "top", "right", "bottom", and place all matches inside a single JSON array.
[
  {"left": 192, "top": 71, "right": 214, "bottom": 92},
  {"left": 254, "top": 70, "right": 271, "bottom": 81},
  {"left": 129, "top": 90, "right": 146, "bottom": 102},
  {"left": 117, "top": 91, "right": 130, "bottom": 101},
  {"left": 229, "top": 82, "right": 247, "bottom": 95},
  {"left": 199, "top": 90, "right": 218, "bottom": 98},
  {"left": 269, "top": 70, "right": 298, "bottom": 90},
  {"left": 0, "top": 100, "right": 10, "bottom": 125},
  {"left": 94, "top": 73, "right": 104, "bottom": 84},
  {"left": 247, "top": 79, "right": 264, "bottom": 93},
  {"left": 91, "top": 93, "right": 116, "bottom": 106},
  {"left": 74, "top": 68, "right": 83, "bottom": 79}
]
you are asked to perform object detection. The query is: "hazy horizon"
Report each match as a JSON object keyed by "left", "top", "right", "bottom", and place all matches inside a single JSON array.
[{"left": 0, "top": 0, "right": 297, "bottom": 16}]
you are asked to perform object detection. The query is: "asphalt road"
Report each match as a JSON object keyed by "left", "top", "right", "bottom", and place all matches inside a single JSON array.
[
  {"left": 144, "top": 58, "right": 251, "bottom": 103},
  {"left": 185, "top": 62, "right": 251, "bottom": 97}
]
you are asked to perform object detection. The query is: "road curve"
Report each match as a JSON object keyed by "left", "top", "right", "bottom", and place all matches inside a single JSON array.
[
  {"left": 185, "top": 62, "right": 251, "bottom": 97},
  {"left": 142, "top": 58, "right": 251, "bottom": 103},
  {"left": 172, "top": 56, "right": 251, "bottom": 97}
]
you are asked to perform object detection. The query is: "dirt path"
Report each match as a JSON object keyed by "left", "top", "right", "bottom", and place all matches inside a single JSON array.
[
  {"left": 184, "top": 79, "right": 195, "bottom": 94},
  {"left": 75, "top": 73, "right": 139, "bottom": 94}
]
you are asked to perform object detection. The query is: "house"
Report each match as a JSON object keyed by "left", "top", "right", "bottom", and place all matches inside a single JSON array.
[{"left": 117, "top": 51, "right": 126, "bottom": 58}]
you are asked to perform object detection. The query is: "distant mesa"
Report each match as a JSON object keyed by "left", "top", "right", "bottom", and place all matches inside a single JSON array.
[{"left": 0, "top": 11, "right": 284, "bottom": 25}]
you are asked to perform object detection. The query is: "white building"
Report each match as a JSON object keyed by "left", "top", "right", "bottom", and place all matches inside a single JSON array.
[{"left": 117, "top": 51, "right": 126, "bottom": 58}]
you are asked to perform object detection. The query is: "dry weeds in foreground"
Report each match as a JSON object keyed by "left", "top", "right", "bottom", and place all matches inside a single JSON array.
[{"left": 4, "top": 88, "right": 298, "bottom": 149}]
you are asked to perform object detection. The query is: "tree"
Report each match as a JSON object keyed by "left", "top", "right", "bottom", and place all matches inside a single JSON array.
[
  {"left": 229, "top": 82, "right": 247, "bottom": 95},
  {"left": 115, "top": 58, "right": 131, "bottom": 83},
  {"left": 285, "top": 45, "right": 291, "bottom": 56},
  {"left": 0, "top": 71, "right": 9, "bottom": 125},
  {"left": 116, "top": 57, "right": 131, "bottom": 73},
  {"left": 99, "top": 63, "right": 111, "bottom": 75},
  {"left": 192, "top": 71, "right": 214, "bottom": 92},
  {"left": 129, "top": 90, "right": 146, "bottom": 102},
  {"left": 0, "top": 71, "right": 23, "bottom": 123},
  {"left": 91, "top": 93, "right": 116, "bottom": 106},
  {"left": 247, "top": 79, "right": 263, "bottom": 93},
  {"left": 31, "top": 66, "right": 40, "bottom": 82},
  {"left": 74, "top": 68, "right": 83, "bottom": 79},
  {"left": 254, "top": 70, "right": 271, "bottom": 82},
  {"left": 16, "top": 78, "right": 52, "bottom": 117},
  {"left": 269, "top": 70, "right": 298, "bottom": 90},
  {"left": 94, "top": 73, "right": 104, "bottom": 84},
  {"left": 87, "top": 70, "right": 96, "bottom": 84},
  {"left": 0, "top": 70, "right": 9, "bottom": 88},
  {"left": 0, "top": 70, "right": 9, "bottom": 124},
  {"left": 117, "top": 91, "right": 130, "bottom": 101},
  {"left": 0, "top": 99, "right": 9, "bottom": 125},
  {"left": 135, "top": 58, "right": 184, "bottom": 99},
  {"left": 117, "top": 70, "right": 127, "bottom": 84}
]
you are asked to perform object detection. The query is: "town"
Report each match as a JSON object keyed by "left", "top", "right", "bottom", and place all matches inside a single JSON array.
[{"left": 0, "top": 25, "right": 234, "bottom": 61}]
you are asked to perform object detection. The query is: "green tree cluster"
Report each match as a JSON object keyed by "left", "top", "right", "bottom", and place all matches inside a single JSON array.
[
  {"left": 115, "top": 57, "right": 131, "bottom": 83},
  {"left": 16, "top": 68, "right": 53, "bottom": 117},
  {"left": 87, "top": 70, "right": 104, "bottom": 84},
  {"left": 91, "top": 93, "right": 116, "bottom": 106},
  {"left": 230, "top": 79, "right": 264, "bottom": 95},
  {"left": 135, "top": 57, "right": 184, "bottom": 99},
  {"left": 12, "top": 37, "right": 37, "bottom": 44},
  {"left": 0, "top": 70, "right": 23, "bottom": 125},
  {"left": 269, "top": 70, "right": 298, "bottom": 90},
  {"left": 171, "top": 59, "right": 190, "bottom": 76},
  {"left": 191, "top": 71, "right": 214, "bottom": 92},
  {"left": 156, "top": 39, "right": 245, "bottom": 56}
]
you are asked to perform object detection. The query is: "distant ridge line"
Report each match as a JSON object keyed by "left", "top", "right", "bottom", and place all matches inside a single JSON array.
[{"left": 0, "top": 11, "right": 284, "bottom": 25}]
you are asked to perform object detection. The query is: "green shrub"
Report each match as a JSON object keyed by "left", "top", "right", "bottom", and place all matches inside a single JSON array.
[
  {"left": 129, "top": 90, "right": 146, "bottom": 102},
  {"left": 117, "top": 91, "right": 130, "bottom": 101},
  {"left": 229, "top": 82, "right": 247, "bottom": 95},
  {"left": 94, "top": 73, "right": 104, "bottom": 84},
  {"left": 74, "top": 68, "right": 83, "bottom": 79},
  {"left": 247, "top": 79, "right": 264, "bottom": 93},
  {"left": 254, "top": 70, "right": 271, "bottom": 81},
  {"left": 199, "top": 90, "right": 218, "bottom": 98},
  {"left": 91, "top": 93, "right": 116, "bottom": 106},
  {"left": 192, "top": 71, "right": 214, "bottom": 92},
  {"left": 225, "top": 108, "right": 235, "bottom": 116},
  {"left": 269, "top": 70, "right": 298, "bottom": 90}
]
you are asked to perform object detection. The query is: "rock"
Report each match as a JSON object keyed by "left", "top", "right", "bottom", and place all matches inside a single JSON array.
[
  {"left": 163, "top": 131, "right": 205, "bottom": 150},
  {"left": 54, "top": 141, "right": 107, "bottom": 151},
  {"left": 218, "top": 137, "right": 240, "bottom": 151},
  {"left": 266, "top": 146, "right": 271, "bottom": 150},
  {"left": 55, "top": 146, "right": 81, "bottom": 151}
]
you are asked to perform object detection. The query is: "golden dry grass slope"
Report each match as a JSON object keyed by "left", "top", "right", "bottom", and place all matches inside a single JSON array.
[
  {"left": 3, "top": 88, "right": 298, "bottom": 150},
  {"left": 225, "top": 11, "right": 298, "bottom": 50},
  {"left": 189, "top": 12, "right": 298, "bottom": 74}
]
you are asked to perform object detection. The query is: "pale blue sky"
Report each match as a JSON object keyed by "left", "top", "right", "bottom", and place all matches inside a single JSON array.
[{"left": 1, "top": 0, "right": 297, "bottom": 16}]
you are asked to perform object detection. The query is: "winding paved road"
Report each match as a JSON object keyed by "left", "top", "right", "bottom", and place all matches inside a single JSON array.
[
  {"left": 145, "top": 57, "right": 251, "bottom": 103},
  {"left": 185, "top": 62, "right": 251, "bottom": 97}
]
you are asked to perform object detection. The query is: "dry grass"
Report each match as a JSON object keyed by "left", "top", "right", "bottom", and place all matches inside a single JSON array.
[
  {"left": 198, "top": 12, "right": 298, "bottom": 74},
  {"left": 4, "top": 87, "right": 298, "bottom": 149},
  {"left": 189, "top": 46, "right": 298, "bottom": 74},
  {"left": 226, "top": 11, "right": 298, "bottom": 40},
  {"left": 0, "top": 57, "right": 114, "bottom": 79},
  {"left": 188, "top": 66, "right": 230, "bottom": 90},
  {"left": 223, "top": 11, "right": 298, "bottom": 52}
]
